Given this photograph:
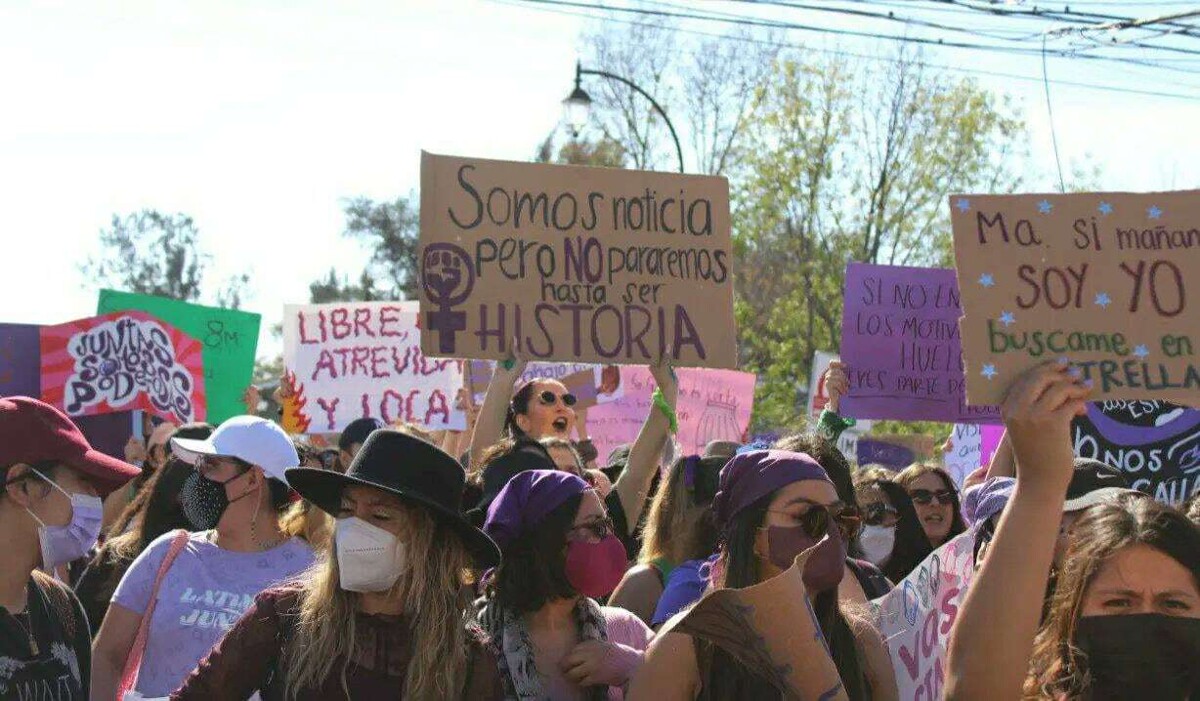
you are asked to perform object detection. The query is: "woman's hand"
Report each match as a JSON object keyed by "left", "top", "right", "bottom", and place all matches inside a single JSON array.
[
  {"left": 561, "top": 639, "right": 642, "bottom": 687},
  {"left": 242, "top": 385, "right": 262, "bottom": 415},
  {"left": 824, "top": 359, "right": 849, "bottom": 414},
  {"left": 649, "top": 357, "right": 678, "bottom": 404},
  {"left": 123, "top": 436, "right": 147, "bottom": 464},
  {"left": 496, "top": 336, "right": 528, "bottom": 380},
  {"left": 1001, "top": 361, "right": 1090, "bottom": 490}
]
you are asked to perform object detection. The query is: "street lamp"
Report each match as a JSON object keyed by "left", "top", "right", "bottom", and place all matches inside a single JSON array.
[{"left": 562, "top": 60, "right": 685, "bottom": 173}]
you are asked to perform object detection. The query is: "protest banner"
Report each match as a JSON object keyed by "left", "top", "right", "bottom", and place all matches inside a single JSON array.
[
  {"left": 417, "top": 152, "right": 736, "bottom": 367},
  {"left": 857, "top": 438, "right": 915, "bottom": 471},
  {"left": 870, "top": 531, "right": 976, "bottom": 701},
  {"left": 282, "top": 302, "right": 466, "bottom": 433},
  {"left": 465, "top": 360, "right": 623, "bottom": 409},
  {"left": 840, "top": 262, "right": 1001, "bottom": 423},
  {"left": 98, "top": 289, "right": 260, "bottom": 423},
  {"left": 943, "top": 424, "right": 984, "bottom": 486},
  {"left": 807, "top": 350, "right": 838, "bottom": 419},
  {"left": 587, "top": 366, "right": 755, "bottom": 463},
  {"left": 40, "top": 311, "right": 206, "bottom": 425},
  {"left": 1072, "top": 400, "right": 1200, "bottom": 505},
  {"left": 978, "top": 424, "right": 1005, "bottom": 470},
  {"left": 0, "top": 323, "right": 42, "bottom": 397},
  {"left": 951, "top": 191, "right": 1199, "bottom": 406}
]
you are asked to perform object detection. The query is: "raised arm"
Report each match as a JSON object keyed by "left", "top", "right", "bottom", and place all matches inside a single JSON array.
[
  {"left": 467, "top": 347, "right": 527, "bottom": 470},
  {"left": 613, "top": 360, "right": 677, "bottom": 528},
  {"left": 984, "top": 429, "right": 1015, "bottom": 479},
  {"left": 815, "top": 360, "right": 855, "bottom": 441},
  {"left": 944, "top": 363, "right": 1088, "bottom": 700}
]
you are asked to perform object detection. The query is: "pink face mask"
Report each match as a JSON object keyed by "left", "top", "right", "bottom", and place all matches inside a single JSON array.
[
  {"left": 765, "top": 525, "right": 846, "bottom": 593},
  {"left": 564, "top": 534, "right": 627, "bottom": 598}
]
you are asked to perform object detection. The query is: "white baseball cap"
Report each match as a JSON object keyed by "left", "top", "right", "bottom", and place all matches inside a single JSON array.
[{"left": 171, "top": 415, "right": 299, "bottom": 485}]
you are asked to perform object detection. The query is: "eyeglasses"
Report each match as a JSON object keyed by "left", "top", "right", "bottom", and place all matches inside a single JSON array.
[
  {"left": 910, "top": 488, "right": 956, "bottom": 506},
  {"left": 862, "top": 502, "right": 899, "bottom": 527},
  {"left": 770, "top": 504, "right": 861, "bottom": 539},
  {"left": 567, "top": 516, "right": 615, "bottom": 543},
  {"left": 538, "top": 390, "right": 577, "bottom": 408}
]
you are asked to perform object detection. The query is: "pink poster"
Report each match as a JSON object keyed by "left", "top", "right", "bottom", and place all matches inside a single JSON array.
[
  {"left": 586, "top": 366, "right": 756, "bottom": 463},
  {"left": 40, "top": 311, "right": 206, "bottom": 425},
  {"left": 978, "top": 424, "right": 1005, "bottom": 469}
]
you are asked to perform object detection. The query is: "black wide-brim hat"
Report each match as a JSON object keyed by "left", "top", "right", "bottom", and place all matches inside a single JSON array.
[{"left": 287, "top": 429, "right": 500, "bottom": 568}]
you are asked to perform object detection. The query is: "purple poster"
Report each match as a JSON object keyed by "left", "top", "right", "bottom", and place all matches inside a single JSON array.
[
  {"left": 840, "top": 263, "right": 1001, "bottom": 423},
  {"left": 0, "top": 323, "right": 42, "bottom": 397}
]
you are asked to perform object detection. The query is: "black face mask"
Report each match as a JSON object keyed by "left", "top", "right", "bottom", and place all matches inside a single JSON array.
[
  {"left": 180, "top": 470, "right": 246, "bottom": 530},
  {"left": 1075, "top": 613, "right": 1200, "bottom": 700}
]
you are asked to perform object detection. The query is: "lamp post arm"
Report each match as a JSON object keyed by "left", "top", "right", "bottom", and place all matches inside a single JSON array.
[{"left": 579, "top": 66, "right": 685, "bottom": 173}]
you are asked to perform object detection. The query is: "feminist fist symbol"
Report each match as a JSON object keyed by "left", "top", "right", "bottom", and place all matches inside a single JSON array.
[{"left": 421, "top": 243, "right": 474, "bottom": 354}]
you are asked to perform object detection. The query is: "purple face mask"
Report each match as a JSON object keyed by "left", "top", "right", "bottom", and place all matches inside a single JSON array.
[{"left": 765, "top": 525, "right": 846, "bottom": 593}]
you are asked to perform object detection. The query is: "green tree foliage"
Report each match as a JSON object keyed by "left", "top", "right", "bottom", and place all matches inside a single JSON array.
[
  {"left": 735, "top": 51, "right": 1026, "bottom": 429},
  {"left": 308, "top": 196, "right": 419, "bottom": 303},
  {"left": 80, "top": 209, "right": 250, "bottom": 309}
]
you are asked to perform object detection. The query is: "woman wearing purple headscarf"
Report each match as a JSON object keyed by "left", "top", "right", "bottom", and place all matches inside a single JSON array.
[
  {"left": 479, "top": 470, "right": 653, "bottom": 700},
  {"left": 627, "top": 450, "right": 897, "bottom": 701}
]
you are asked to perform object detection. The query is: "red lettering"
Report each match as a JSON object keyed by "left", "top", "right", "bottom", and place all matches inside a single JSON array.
[
  {"left": 316, "top": 397, "right": 339, "bottom": 430},
  {"left": 297, "top": 311, "right": 319, "bottom": 344},
  {"left": 311, "top": 350, "right": 338, "bottom": 380},
  {"left": 330, "top": 308, "right": 352, "bottom": 339},
  {"left": 379, "top": 306, "right": 402, "bottom": 336},
  {"left": 370, "top": 347, "right": 389, "bottom": 378},
  {"left": 424, "top": 389, "right": 451, "bottom": 426},
  {"left": 350, "top": 347, "right": 370, "bottom": 376},
  {"left": 353, "top": 308, "right": 375, "bottom": 338},
  {"left": 380, "top": 390, "right": 404, "bottom": 423}
]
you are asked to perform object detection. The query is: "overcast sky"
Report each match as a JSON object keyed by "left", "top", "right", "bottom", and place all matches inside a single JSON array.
[{"left": 3, "top": 0, "right": 1197, "bottom": 360}]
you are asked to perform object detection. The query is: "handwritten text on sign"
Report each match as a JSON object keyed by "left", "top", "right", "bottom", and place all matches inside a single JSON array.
[
  {"left": 40, "top": 311, "right": 206, "bottom": 424},
  {"left": 870, "top": 532, "right": 976, "bottom": 701},
  {"left": 951, "top": 192, "right": 1199, "bottom": 406},
  {"left": 282, "top": 302, "right": 465, "bottom": 433},
  {"left": 417, "top": 152, "right": 736, "bottom": 367},
  {"left": 840, "top": 263, "right": 1001, "bottom": 423},
  {"left": 587, "top": 366, "right": 755, "bottom": 463}
]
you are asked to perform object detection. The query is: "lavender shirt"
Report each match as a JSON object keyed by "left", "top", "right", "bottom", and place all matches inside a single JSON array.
[{"left": 112, "top": 531, "right": 315, "bottom": 697}]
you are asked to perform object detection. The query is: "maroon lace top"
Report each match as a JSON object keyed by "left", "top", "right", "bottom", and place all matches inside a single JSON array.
[{"left": 171, "top": 586, "right": 503, "bottom": 700}]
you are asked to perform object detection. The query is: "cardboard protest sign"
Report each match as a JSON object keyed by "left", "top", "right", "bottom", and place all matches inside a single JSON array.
[
  {"left": 40, "top": 311, "right": 206, "bottom": 425},
  {"left": 667, "top": 537, "right": 848, "bottom": 700},
  {"left": 587, "top": 366, "right": 755, "bottom": 463},
  {"left": 870, "top": 531, "right": 976, "bottom": 701},
  {"left": 1072, "top": 401, "right": 1200, "bottom": 505},
  {"left": 282, "top": 302, "right": 466, "bottom": 433},
  {"left": 0, "top": 323, "right": 42, "bottom": 397},
  {"left": 840, "top": 263, "right": 1001, "bottom": 423},
  {"left": 466, "top": 359, "right": 623, "bottom": 410},
  {"left": 98, "top": 290, "right": 260, "bottom": 423},
  {"left": 951, "top": 191, "right": 1199, "bottom": 406},
  {"left": 417, "top": 152, "right": 736, "bottom": 367}
]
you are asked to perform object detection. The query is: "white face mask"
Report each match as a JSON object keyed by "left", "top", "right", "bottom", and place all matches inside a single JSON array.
[
  {"left": 335, "top": 517, "right": 407, "bottom": 593},
  {"left": 859, "top": 525, "right": 896, "bottom": 567}
]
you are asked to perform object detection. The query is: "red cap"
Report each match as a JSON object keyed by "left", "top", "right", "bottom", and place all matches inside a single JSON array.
[{"left": 0, "top": 396, "right": 141, "bottom": 496}]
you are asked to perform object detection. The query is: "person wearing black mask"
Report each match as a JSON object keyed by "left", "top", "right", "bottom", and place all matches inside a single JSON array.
[{"left": 946, "top": 362, "right": 1200, "bottom": 700}]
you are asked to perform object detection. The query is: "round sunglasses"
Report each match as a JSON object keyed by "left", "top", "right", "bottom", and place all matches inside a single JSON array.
[{"left": 537, "top": 390, "right": 577, "bottom": 407}]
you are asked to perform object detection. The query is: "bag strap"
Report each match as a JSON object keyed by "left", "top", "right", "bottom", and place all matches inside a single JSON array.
[{"left": 117, "top": 529, "right": 190, "bottom": 699}]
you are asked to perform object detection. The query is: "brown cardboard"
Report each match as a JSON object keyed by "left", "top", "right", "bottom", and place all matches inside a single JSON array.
[
  {"left": 950, "top": 191, "right": 1199, "bottom": 406},
  {"left": 663, "top": 539, "right": 849, "bottom": 700},
  {"left": 418, "top": 152, "right": 736, "bottom": 368}
]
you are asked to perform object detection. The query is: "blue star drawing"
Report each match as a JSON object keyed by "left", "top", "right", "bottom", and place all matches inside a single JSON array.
[
  {"left": 1037, "top": 199, "right": 1053, "bottom": 214},
  {"left": 1094, "top": 292, "right": 1112, "bottom": 308},
  {"left": 1098, "top": 201, "right": 1113, "bottom": 216},
  {"left": 999, "top": 311, "right": 1016, "bottom": 326},
  {"left": 955, "top": 198, "right": 971, "bottom": 213},
  {"left": 981, "top": 364, "right": 998, "bottom": 380},
  {"left": 1148, "top": 205, "right": 1163, "bottom": 220},
  {"left": 1057, "top": 356, "right": 1070, "bottom": 365},
  {"left": 1133, "top": 345, "right": 1150, "bottom": 359},
  {"left": 979, "top": 273, "right": 995, "bottom": 288},
  {"left": 1068, "top": 366, "right": 1082, "bottom": 379},
  {"left": 1083, "top": 379, "right": 1094, "bottom": 389}
]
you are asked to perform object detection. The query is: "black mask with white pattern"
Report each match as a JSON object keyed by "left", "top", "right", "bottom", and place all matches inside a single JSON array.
[{"left": 180, "top": 470, "right": 245, "bottom": 530}]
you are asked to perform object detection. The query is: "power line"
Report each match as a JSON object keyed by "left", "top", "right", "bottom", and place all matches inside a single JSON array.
[{"left": 494, "top": 0, "right": 1200, "bottom": 100}]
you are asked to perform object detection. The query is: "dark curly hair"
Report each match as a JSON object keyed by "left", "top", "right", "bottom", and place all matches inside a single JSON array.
[{"left": 488, "top": 493, "right": 583, "bottom": 612}]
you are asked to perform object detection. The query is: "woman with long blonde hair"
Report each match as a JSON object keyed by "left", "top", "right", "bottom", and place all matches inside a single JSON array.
[{"left": 171, "top": 430, "right": 504, "bottom": 700}]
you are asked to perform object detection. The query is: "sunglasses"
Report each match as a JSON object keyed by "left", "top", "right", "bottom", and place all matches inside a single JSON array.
[
  {"left": 910, "top": 488, "right": 956, "bottom": 506},
  {"left": 863, "top": 502, "right": 899, "bottom": 527},
  {"left": 538, "top": 390, "right": 577, "bottom": 407},
  {"left": 771, "top": 504, "right": 862, "bottom": 539},
  {"left": 567, "top": 516, "right": 615, "bottom": 543}
]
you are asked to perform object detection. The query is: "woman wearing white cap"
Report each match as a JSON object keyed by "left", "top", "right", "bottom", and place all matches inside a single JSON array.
[{"left": 91, "top": 415, "right": 316, "bottom": 701}]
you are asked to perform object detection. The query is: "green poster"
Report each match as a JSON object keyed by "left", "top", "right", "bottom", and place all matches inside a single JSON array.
[{"left": 97, "top": 289, "right": 261, "bottom": 423}]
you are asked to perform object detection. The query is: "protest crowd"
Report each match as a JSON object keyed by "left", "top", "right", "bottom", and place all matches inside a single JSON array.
[{"left": 1, "top": 155, "right": 1198, "bottom": 701}]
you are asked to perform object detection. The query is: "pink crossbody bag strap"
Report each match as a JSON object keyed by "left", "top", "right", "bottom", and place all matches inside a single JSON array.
[{"left": 116, "top": 529, "right": 190, "bottom": 699}]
